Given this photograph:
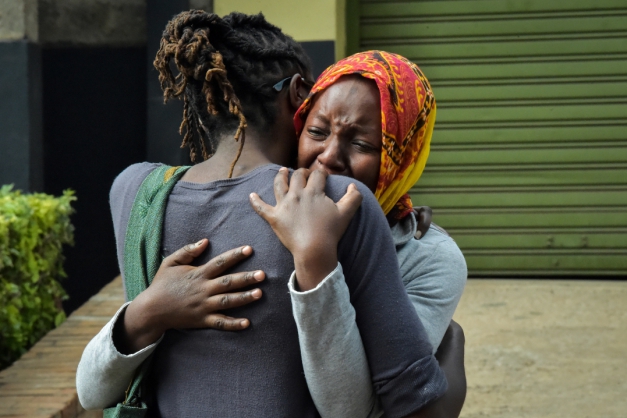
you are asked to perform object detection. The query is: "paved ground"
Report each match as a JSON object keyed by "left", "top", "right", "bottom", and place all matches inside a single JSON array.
[
  {"left": 0, "top": 277, "right": 122, "bottom": 417},
  {"left": 2, "top": 276, "right": 624, "bottom": 417},
  {"left": 455, "top": 279, "right": 627, "bottom": 418}
]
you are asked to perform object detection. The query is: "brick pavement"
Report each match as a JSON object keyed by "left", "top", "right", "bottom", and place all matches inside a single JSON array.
[{"left": 0, "top": 277, "right": 125, "bottom": 418}]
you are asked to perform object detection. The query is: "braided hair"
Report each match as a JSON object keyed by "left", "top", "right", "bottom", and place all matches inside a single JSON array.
[{"left": 154, "top": 10, "right": 313, "bottom": 177}]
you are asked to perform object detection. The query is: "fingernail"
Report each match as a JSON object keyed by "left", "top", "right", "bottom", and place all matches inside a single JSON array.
[
  {"left": 279, "top": 167, "right": 287, "bottom": 172},
  {"left": 251, "top": 289, "right": 262, "bottom": 298},
  {"left": 195, "top": 239, "right": 204, "bottom": 247},
  {"left": 253, "top": 271, "right": 264, "bottom": 281},
  {"left": 240, "top": 319, "right": 249, "bottom": 328},
  {"left": 242, "top": 245, "right": 252, "bottom": 255}
]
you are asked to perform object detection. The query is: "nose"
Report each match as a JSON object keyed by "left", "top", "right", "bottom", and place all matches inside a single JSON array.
[{"left": 316, "top": 136, "right": 347, "bottom": 175}]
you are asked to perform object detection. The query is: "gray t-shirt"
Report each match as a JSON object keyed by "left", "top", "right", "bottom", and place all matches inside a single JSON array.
[{"left": 109, "top": 162, "right": 446, "bottom": 418}]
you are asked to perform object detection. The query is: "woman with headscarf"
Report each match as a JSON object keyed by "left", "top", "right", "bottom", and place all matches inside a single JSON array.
[{"left": 251, "top": 50, "right": 467, "bottom": 417}]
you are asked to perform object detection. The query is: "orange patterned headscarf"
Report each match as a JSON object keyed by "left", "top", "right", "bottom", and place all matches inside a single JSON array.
[{"left": 294, "top": 51, "right": 436, "bottom": 219}]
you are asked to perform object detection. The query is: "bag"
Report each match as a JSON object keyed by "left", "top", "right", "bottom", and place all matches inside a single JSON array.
[{"left": 103, "top": 165, "right": 190, "bottom": 417}]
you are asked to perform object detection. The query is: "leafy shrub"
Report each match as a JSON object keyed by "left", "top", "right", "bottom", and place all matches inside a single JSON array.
[{"left": 0, "top": 185, "right": 75, "bottom": 370}]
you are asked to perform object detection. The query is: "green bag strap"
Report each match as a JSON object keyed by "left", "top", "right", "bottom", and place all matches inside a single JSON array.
[
  {"left": 104, "top": 164, "right": 190, "bottom": 417},
  {"left": 123, "top": 164, "right": 191, "bottom": 301}
]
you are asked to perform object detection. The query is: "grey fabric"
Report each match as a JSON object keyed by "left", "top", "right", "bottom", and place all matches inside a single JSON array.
[
  {"left": 290, "top": 214, "right": 467, "bottom": 417},
  {"left": 288, "top": 265, "right": 384, "bottom": 418},
  {"left": 84, "top": 162, "right": 445, "bottom": 418},
  {"left": 395, "top": 220, "right": 467, "bottom": 351},
  {"left": 76, "top": 302, "right": 162, "bottom": 409}
]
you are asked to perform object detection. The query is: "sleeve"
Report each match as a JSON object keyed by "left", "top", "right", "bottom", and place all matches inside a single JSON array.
[
  {"left": 402, "top": 238, "right": 467, "bottom": 352},
  {"left": 76, "top": 303, "right": 163, "bottom": 410},
  {"left": 288, "top": 264, "right": 384, "bottom": 418},
  {"left": 333, "top": 181, "right": 448, "bottom": 418}
]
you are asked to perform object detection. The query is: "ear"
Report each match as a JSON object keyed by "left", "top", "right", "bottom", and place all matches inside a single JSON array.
[{"left": 288, "top": 74, "right": 310, "bottom": 110}]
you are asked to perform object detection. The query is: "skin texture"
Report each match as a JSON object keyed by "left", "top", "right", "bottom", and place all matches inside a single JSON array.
[
  {"left": 298, "top": 75, "right": 383, "bottom": 192},
  {"left": 114, "top": 240, "right": 265, "bottom": 354},
  {"left": 250, "top": 167, "right": 363, "bottom": 291}
]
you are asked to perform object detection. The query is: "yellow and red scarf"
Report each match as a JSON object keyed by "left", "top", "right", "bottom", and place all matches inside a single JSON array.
[{"left": 294, "top": 51, "right": 436, "bottom": 219}]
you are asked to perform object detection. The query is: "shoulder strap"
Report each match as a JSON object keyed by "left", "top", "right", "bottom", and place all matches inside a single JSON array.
[
  {"left": 106, "top": 165, "right": 190, "bottom": 415},
  {"left": 123, "top": 165, "right": 190, "bottom": 301}
]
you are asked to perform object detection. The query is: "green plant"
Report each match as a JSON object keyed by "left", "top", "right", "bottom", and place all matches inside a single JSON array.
[{"left": 0, "top": 185, "right": 75, "bottom": 370}]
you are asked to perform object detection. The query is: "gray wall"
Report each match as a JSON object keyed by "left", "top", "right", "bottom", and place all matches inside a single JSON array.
[{"left": 1, "top": 0, "right": 344, "bottom": 312}]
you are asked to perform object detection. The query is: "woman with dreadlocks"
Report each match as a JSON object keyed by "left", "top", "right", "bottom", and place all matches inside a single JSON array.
[{"left": 77, "top": 10, "right": 447, "bottom": 418}]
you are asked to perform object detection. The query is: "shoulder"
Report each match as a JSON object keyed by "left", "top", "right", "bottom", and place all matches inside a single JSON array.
[
  {"left": 110, "top": 162, "right": 162, "bottom": 199},
  {"left": 325, "top": 175, "right": 381, "bottom": 213},
  {"left": 109, "top": 162, "right": 162, "bottom": 236},
  {"left": 398, "top": 225, "right": 467, "bottom": 286}
]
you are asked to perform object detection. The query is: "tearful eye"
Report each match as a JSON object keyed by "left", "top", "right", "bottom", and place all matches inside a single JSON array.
[
  {"left": 353, "top": 140, "right": 378, "bottom": 153},
  {"left": 307, "top": 127, "right": 327, "bottom": 141}
]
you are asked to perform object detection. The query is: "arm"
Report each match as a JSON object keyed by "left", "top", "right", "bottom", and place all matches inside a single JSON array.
[
  {"left": 288, "top": 264, "right": 383, "bottom": 418},
  {"left": 290, "top": 253, "right": 466, "bottom": 418},
  {"left": 251, "top": 169, "right": 447, "bottom": 418},
  {"left": 76, "top": 242, "right": 264, "bottom": 409},
  {"left": 431, "top": 321, "right": 467, "bottom": 418},
  {"left": 400, "top": 234, "right": 467, "bottom": 352},
  {"left": 404, "top": 321, "right": 467, "bottom": 418},
  {"left": 76, "top": 302, "right": 160, "bottom": 409}
]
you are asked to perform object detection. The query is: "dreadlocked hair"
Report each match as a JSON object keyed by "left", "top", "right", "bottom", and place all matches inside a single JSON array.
[{"left": 154, "top": 10, "right": 313, "bottom": 177}]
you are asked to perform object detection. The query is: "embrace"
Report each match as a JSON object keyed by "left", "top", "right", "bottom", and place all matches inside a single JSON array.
[{"left": 77, "top": 10, "right": 467, "bottom": 418}]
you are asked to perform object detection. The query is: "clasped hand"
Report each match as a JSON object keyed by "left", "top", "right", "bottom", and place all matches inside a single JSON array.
[{"left": 249, "top": 168, "right": 362, "bottom": 291}]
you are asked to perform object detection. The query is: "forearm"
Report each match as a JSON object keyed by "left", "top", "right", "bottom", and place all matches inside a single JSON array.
[
  {"left": 402, "top": 321, "right": 466, "bottom": 418},
  {"left": 76, "top": 303, "right": 162, "bottom": 409},
  {"left": 289, "top": 264, "right": 383, "bottom": 418},
  {"left": 114, "top": 293, "right": 165, "bottom": 354},
  {"left": 292, "top": 248, "right": 339, "bottom": 292}
]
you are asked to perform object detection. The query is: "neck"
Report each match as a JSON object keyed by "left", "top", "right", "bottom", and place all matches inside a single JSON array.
[{"left": 181, "top": 125, "right": 294, "bottom": 183}]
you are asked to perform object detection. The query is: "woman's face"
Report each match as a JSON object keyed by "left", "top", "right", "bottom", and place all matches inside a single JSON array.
[{"left": 297, "top": 76, "right": 382, "bottom": 192}]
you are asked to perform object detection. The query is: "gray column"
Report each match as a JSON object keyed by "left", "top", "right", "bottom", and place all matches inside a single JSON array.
[{"left": 0, "top": 0, "right": 43, "bottom": 191}]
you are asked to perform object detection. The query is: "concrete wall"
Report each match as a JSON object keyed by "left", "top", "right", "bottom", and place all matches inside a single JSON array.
[
  {"left": 0, "top": 0, "right": 149, "bottom": 312},
  {"left": 0, "top": 0, "right": 347, "bottom": 312},
  {"left": 0, "top": 0, "right": 38, "bottom": 41},
  {"left": 38, "top": 0, "right": 145, "bottom": 46}
]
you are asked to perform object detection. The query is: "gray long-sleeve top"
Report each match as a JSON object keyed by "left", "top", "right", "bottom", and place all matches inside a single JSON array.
[
  {"left": 77, "top": 162, "right": 446, "bottom": 418},
  {"left": 290, "top": 215, "right": 467, "bottom": 417}
]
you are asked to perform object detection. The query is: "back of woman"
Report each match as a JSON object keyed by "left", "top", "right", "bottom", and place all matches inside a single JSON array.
[
  {"left": 112, "top": 164, "right": 436, "bottom": 416},
  {"left": 112, "top": 163, "right": 316, "bottom": 416}
]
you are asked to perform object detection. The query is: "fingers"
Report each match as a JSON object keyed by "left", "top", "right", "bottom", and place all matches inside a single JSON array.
[
  {"left": 208, "top": 288, "right": 263, "bottom": 312},
  {"left": 162, "top": 238, "right": 209, "bottom": 267},
  {"left": 274, "top": 167, "right": 289, "bottom": 203},
  {"left": 205, "top": 314, "right": 251, "bottom": 331},
  {"left": 415, "top": 206, "right": 433, "bottom": 239},
  {"left": 249, "top": 192, "right": 274, "bottom": 222},
  {"left": 336, "top": 183, "right": 363, "bottom": 221},
  {"left": 308, "top": 169, "right": 328, "bottom": 194},
  {"left": 208, "top": 270, "right": 265, "bottom": 293},
  {"left": 290, "top": 168, "right": 310, "bottom": 190},
  {"left": 198, "top": 245, "right": 254, "bottom": 277}
]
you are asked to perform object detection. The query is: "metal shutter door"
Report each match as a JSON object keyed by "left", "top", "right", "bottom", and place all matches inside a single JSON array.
[{"left": 355, "top": 0, "right": 627, "bottom": 276}]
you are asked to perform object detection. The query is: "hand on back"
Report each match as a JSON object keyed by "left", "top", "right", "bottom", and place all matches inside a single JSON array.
[
  {"left": 249, "top": 168, "right": 362, "bottom": 291},
  {"left": 114, "top": 240, "right": 265, "bottom": 354}
]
